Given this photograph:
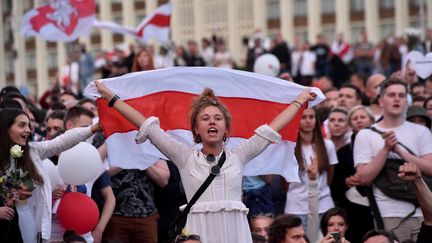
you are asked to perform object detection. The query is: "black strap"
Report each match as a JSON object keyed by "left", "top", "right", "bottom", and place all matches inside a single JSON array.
[
  {"left": 368, "top": 127, "right": 416, "bottom": 155},
  {"left": 169, "top": 151, "right": 226, "bottom": 231},
  {"left": 367, "top": 127, "right": 418, "bottom": 230}
]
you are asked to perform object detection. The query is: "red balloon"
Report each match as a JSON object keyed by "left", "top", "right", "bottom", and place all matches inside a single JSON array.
[{"left": 57, "top": 192, "right": 100, "bottom": 235}]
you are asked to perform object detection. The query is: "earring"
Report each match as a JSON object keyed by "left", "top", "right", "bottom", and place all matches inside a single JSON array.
[
  {"left": 223, "top": 134, "right": 227, "bottom": 142},
  {"left": 195, "top": 135, "right": 202, "bottom": 143}
]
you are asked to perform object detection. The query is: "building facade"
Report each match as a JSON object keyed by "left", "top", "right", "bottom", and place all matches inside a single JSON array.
[{"left": 1, "top": 0, "right": 431, "bottom": 97}]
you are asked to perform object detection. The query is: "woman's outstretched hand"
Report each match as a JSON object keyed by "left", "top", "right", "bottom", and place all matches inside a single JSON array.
[
  {"left": 296, "top": 88, "right": 317, "bottom": 104},
  {"left": 95, "top": 81, "right": 115, "bottom": 100}
]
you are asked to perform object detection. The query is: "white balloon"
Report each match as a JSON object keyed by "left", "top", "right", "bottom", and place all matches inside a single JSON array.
[
  {"left": 58, "top": 142, "right": 102, "bottom": 185},
  {"left": 41, "top": 159, "right": 63, "bottom": 191},
  {"left": 253, "top": 54, "right": 281, "bottom": 77}
]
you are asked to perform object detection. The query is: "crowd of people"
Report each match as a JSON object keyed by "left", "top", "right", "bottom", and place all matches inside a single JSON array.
[{"left": 1, "top": 27, "right": 432, "bottom": 243}]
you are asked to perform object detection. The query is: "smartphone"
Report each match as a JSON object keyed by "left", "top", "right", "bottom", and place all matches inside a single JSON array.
[{"left": 329, "top": 231, "right": 341, "bottom": 243}]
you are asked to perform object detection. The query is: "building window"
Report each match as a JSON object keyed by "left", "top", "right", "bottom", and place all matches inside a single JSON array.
[
  {"left": 26, "top": 53, "right": 36, "bottom": 70},
  {"left": 380, "top": 0, "right": 394, "bottom": 9},
  {"left": 410, "top": 0, "right": 423, "bottom": 8},
  {"left": 322, "top": 28, "right": 336, "bottom": 43},
  {"left": 3, "top": 24, "right": 12, "bottom": 43},
  {"left": 267, "top": 0, "right": 280, "bottom": 19},
  {"left": 5, "top": 53, "right": 14, "bottom": 74},
  {"left": 22, "top": 1, "right": 33, "bottom": 12},
  {"left": 350, "top": 0, "right": 364, "bottom": 12},
  {"left": 204, "top": 2, "right": 227, "bottom": 24},
  {"left": 294, "top": 30, "right": 308, "bottom": 43},
  {"left": 47, "top": 50, "right": 58, "bottom": 69},
  {"left": 321, "top": 0, "right": 335, "bottom": 14},
  {"left": 351, "top": 25, "right": 365, "bottom": 42},
  {"left": 3, "top": 0, "right": 12, "bottom": 14},
  {"left": 379, "top": 22, "right": 395, "bottom": 40},
  {"left": 294, "top": 0, "right": 307, "bottom": 17},
  {"left": 136, "top": 13, "right": 146, "bottom": 25},
  {"left": 113, "top": 15, "right": 123, "bottom": 25}
]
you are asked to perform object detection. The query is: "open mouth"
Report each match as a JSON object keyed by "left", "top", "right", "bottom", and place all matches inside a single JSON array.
[{"left": 208, "top": 127, "right": 218, "bottom": 136}]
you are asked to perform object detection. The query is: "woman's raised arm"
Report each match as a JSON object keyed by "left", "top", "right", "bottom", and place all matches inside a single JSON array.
[
  {"left": 96, "top": 81, "right": 146, "bottom": 128},
  {"left": 269, "top": 89, "right": 316, "bottom": 132}
]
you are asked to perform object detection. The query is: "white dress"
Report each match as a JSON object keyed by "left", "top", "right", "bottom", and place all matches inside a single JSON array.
[{"left": 137, "top": 117, "right": 281, "bottom": 243}]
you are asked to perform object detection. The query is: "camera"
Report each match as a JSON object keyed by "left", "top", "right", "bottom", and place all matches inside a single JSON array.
[{"left": 329, "top": 231, "right": 341, "bottom": 243}]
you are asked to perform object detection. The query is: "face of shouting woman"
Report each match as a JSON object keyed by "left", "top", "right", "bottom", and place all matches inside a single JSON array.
[
  {"left": 9, "top": 114, "right": 31, "bottom": 146},
  {"left": 194, "top": 106, "right": 227, "bottom": 146}
]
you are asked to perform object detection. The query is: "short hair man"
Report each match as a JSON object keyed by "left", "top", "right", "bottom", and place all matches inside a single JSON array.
[
  {"left": 45, "top": 110, "right": 66, "bottom": 140},
  {"left": 353, "top": 78, "right": 432, "bottom": 241},
  {"left": 365, "top": 74, "right": 386, "bottom": 101},
  {"left": 411, "top": 82, "right": 428, "bottom": 99},
  {"left": 362, "top": 230, "right": 396, "bottom": 243},
  {"left": 59, "top": 91, "right": 78, "bottom": 109},
  {"left": 337, "top": 83, "right": 362, "bottom": 110},
  {"left": 268, "top": 214, "right": 307, "bottom": 243},
  {"left": 64, "top": 106, "right": 95, "bottom": 130},
  {"left": 365, "top": 74, "right": 386, "bottom": 119}
]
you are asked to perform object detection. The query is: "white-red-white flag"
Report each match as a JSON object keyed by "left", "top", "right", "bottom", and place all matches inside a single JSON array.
[
  {"left": 135, "top": 3, "right": 171, "bottom": 44},
  {"left": 20, "top": 0, "right": 95, "bottom": 42},
  {"left": 94, "top": 3, "right": 171, "bottom": 44},
  {"left": 84, "top": 67, "right": 325, "bottom": 182}
]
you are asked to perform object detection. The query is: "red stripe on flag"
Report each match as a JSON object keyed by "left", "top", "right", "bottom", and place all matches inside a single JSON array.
[
  {"left": 136, "top": 14, "right": 170, "bottom": 37},
  {"left": 30, "top": 0, "right": 95, "bottom": 35},
  {"left": 97, "top": 91, "right": 304, "bottom": 142}
]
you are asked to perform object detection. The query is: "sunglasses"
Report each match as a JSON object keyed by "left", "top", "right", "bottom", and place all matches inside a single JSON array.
[{"left": 175, "top": 234, "right": 201, "bottom": 242}]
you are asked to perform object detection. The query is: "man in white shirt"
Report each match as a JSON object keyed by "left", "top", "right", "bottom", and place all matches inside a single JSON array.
[{"left": 352, "top": 78, "right": 432, "bottom": 242}]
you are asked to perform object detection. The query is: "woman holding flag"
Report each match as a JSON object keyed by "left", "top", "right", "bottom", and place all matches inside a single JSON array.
[{"left": 95, "top": 81, "right": 315, "bottom": 243}]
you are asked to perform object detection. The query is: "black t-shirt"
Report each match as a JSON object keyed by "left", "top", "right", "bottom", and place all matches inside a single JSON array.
[
  {"left": 110, "top": 169, "right": 157, "bottom": 217},
  {"left": 311, "top": 44, "right": 330, "bottom": 62}
]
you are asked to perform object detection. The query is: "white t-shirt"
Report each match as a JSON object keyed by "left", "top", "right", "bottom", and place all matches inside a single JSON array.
[
  {"left": 353, "top": 121, "right": 432, "bottom": 217},
  {"left": 285, "top": 139, "right": 338, "bottom": 214},
  {"left": 299, "top": 51, "right": 317, "bottom": 76}
]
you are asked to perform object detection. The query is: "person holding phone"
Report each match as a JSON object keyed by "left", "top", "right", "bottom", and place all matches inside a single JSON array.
[{"left": 319, "top": 207, "right": 350, "bottom": 243}]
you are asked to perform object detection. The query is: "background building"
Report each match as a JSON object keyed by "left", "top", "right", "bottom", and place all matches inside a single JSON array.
[{"left": 1, "top": 0, "right": 431, "bottom": 98}]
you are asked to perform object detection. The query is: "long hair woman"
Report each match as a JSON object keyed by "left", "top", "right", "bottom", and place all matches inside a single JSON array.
[
  {"left": 0, "top": 108, "right": 100, "bottom": 242},
  {"left": 284, "top": 107, "right": 338, "bottom": 241},
  {"left": 95, "top": 81, "right": 315, "bottom": 243},
  {"left": 132, "top": 49, "right": 155, "bottom": 72}
]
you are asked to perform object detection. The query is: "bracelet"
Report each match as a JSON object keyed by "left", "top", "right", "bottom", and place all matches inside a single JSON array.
[
  {"left": 292, "top": 100, "right": 303, "bottom": 108},
  {"left": 108, "top": 95, "right": 120, "bottom": 107}
]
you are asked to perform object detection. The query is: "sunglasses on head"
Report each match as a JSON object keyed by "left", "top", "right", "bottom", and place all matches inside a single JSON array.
[{"left": 175, "top": 234, "right": 201, "bottom": 242}]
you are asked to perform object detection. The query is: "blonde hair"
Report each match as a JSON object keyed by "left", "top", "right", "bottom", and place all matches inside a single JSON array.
[
  {"left": 347, "top": 105, "right": 375, "bottom": 128},
  {"left": 190, "top": 88, "right": 231, "bottom": 143}
]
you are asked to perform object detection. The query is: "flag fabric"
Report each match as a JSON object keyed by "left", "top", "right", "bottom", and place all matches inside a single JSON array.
[
  {"left": 135, "top": 3, "right": 171, "bottom": 44},
  {"left": 92, "top": 20, "right": 137, "bottom": 39},
  {"left": 20, "top": 0, "right": 95, "bottom": 42},
  {"left": 84, "top": 67, "right": 325, "bottom": 182},
  {"left": 94, "top": 3, "right": 171, "bottom": 44}
]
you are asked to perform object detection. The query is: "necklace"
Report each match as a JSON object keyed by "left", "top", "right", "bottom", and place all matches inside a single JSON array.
[{"left": 205, "top": 153, "right": 221, "bottom": 175}]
